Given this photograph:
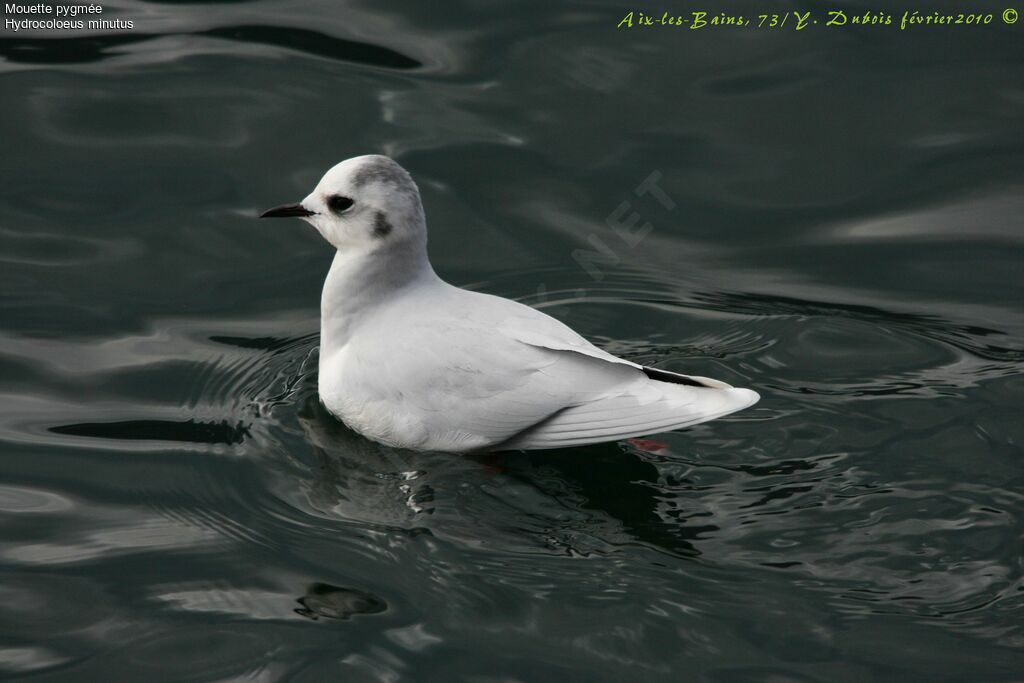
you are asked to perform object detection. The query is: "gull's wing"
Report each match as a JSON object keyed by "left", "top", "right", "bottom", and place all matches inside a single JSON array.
[
  {"left": 358, "top": 285, "right": 758, "bottom": 451},
  {"left": 498, "top": 366, "right": 759, "bottom": 450}
]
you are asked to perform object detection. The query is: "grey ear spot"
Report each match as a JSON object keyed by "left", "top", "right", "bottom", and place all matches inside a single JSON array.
[{"left": 373, "top": 211, "right": 393, "bottom": 238}]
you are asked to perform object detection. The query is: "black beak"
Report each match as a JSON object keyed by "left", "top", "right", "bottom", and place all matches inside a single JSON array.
[{"left": 260, "top": 203, "right": 315, "bottom": 218}]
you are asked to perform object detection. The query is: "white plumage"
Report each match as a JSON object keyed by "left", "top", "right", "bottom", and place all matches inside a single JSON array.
[{"left": 261, "top": 155, "right": 759, "bottom": 453}]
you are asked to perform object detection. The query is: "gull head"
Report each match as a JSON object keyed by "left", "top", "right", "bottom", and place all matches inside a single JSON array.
[{"left": 261, "top": 155, "right": 426, "bottom": 251}]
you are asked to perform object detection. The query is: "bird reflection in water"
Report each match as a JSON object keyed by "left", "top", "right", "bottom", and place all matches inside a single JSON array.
[{"left": 295, "top": 398, "right": 713, "bottom": 559}]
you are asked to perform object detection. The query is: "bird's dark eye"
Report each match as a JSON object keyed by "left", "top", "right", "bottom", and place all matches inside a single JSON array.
[{"left": 327, "top": 195, "right": 354, "bottom": 214}]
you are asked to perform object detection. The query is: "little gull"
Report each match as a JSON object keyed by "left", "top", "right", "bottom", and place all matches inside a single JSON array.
[{"left": 261, "top": 155, "right": 759, "bottom": 453}]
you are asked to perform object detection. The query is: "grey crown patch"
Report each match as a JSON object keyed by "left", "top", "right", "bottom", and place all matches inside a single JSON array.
[{"left": 351, "top": 157, "right": 411, "bottom": 190}]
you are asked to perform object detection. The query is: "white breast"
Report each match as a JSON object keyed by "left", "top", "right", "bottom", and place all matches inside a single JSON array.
[{"left": 318, "top": 344, "right": 433, "bottom": 450}]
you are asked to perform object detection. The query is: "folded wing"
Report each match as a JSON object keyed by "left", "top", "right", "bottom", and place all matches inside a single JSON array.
[{"left": 365, "top": 285, "right": 759, "bottom": 451}]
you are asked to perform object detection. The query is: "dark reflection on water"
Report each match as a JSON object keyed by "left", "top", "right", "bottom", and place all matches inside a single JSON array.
[
  {"left": 295, "top": 582, "right": 388, "bottom": 621},
  {"left": 50, "top": 418, "right": 249, "bottom": 444},
  {"left": 1, "top": 0, "right": 1023, "bottom": 679},
  {"left": 0, "top": 27, "right": 421, "bottom": 68}
]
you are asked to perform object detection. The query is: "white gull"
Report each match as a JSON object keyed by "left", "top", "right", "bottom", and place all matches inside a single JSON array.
[{"left": 261, "top": 155, "right": 759, "bottom": 453}]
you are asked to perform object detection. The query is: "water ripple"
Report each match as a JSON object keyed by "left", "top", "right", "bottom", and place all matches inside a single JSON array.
[{"left": 0, "top": 26, "right": 420, "bottom": 69}]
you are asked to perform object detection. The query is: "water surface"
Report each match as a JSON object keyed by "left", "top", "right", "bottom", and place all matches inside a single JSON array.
[{"left": 1, "top": 0, "right": 1023, "bottom": 680}]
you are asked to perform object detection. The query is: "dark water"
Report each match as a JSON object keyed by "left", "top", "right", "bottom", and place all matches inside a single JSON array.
[{"left": 1, "top": 0, "right": 1023, "bottom": 680}]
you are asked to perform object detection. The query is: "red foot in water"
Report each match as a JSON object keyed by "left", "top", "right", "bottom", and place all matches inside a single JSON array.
[
  {"left": 474, "top": 454, "right": 508, "bottom": 477},
  {"left": 627, "top": 438, "right": 670, "bottom": 454}
]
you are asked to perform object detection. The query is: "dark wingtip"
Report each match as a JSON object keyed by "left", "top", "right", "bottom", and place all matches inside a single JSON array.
[{"left": 641, "top": 366, "right": 712, "bottom": 388}]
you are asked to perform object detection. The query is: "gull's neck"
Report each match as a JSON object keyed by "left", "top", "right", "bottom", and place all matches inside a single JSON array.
[{"left": 320, "top": 239, "right": 438, "bottom": 353}]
